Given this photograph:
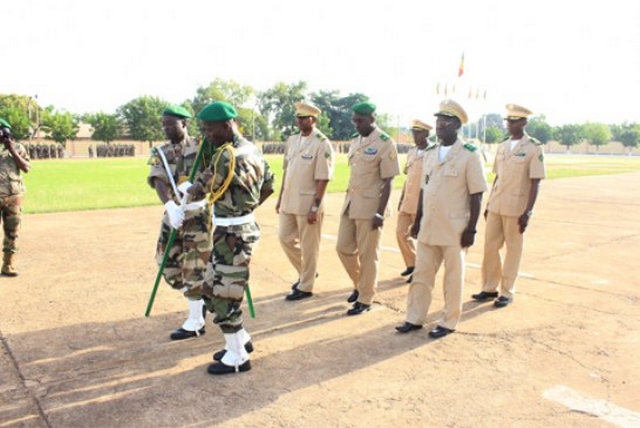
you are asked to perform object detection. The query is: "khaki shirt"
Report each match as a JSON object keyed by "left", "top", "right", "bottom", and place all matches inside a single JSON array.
[
  {"left": 487, "top": 133, "right": 546, "bottom": 217},
  {"left": 0, "top": 143, "right": 29, "bottom": 197},
  {"left": 399, "top": 145, "right": 427, "bottom": 215},
  {"left": 341, "top": 126, "right": 401, "bottom": 219},
  {"left": 280, "top": 130, "right": 334, "bottom": 215},
  {"left": 418, "top": 138, "right": 488, "bottom": 246}
]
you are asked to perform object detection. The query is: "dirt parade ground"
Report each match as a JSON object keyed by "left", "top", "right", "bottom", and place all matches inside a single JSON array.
[{"left": 1, "top": 171, "right": 640, "bottom": 428}]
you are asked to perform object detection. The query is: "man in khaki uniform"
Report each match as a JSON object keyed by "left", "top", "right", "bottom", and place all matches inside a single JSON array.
[
  {"left": 337, "top": 101, "right": 400, "bottom": 316},
  {"left": 396, "top": 119, "right": 432, "bottom": 284},
  {"left": 396, "top": 99, "right": 487, "bottom": 338},
  {"left": 276, "top": 102, "right": 335, "bottom": 301},
  {"left": 472, "top": 104, "right": 545, "bottom": 307}
]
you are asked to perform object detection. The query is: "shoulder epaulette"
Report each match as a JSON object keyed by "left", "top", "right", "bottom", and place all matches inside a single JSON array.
[
  {"left": 425, "top": 144, "right": 436, "bottom": 151},
  {"left": 316, "top": 132, "right": 327, "bottom": 141},
  {"left": 463, "top": 143, "right": 477, "bottom": 152},
  {"left": 380, "top": 133, "right": 390, "bottom": 141},
  {"left": 350, "top": 132, "right": 360, "bottom": 139},
  {"left": 530, "top": 137, "right": 543, "bottom": 146}
]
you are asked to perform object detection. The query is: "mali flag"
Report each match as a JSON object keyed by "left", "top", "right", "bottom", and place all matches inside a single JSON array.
[{"left": 458, "top": 52, "right": 465, "bottom": 77}]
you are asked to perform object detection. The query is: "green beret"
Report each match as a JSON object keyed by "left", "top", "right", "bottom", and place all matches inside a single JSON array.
[
  {"left": 352, "top": 101, "right": 376, "bottom": 115},
  {"left": 197, "top": 101, "right": 238, "bottom": 122},
  {"left": 0, "top": 118, "right": 11, "bottom": 129},
  {"left": 162, "top": 105, "right": 192, "bottom": 119}
]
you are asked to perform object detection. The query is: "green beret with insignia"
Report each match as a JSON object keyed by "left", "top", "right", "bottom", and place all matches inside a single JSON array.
[
  {"left": 198, "top": 101, "right": 238, "bottom": 122},
  {"left": 352, "top": 101, "right": 376, "bottom": 115},
  {"left": 162, "top": 105, "right": 192, "bottom": 119},
  {"left": 463, "top": 142, "right": 477, "bottom": 152},
  {"left": 0, "top": 118, "right": 11, "bottom": 129}
]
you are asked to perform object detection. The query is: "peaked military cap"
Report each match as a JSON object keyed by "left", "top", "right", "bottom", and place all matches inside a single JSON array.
[
  {"left": 0, "top": 118, "right": 11, "bottom": 129},
  {"left": 434, "top": 99, "right": 468, "bottom": 124},
  {"left": 162, "top": 105, "right": 192, "bottom": 119},
  {"left": 198, "top": 101, "right": 238, "bottom": 122},
  {"left": 505, "top": 103, "right": 533, "bottom": 120},
  {"left": 411, "top": 119, "right": 432, "bottom": 131},
  {"left": 352, "top": 101, "right": 376, "bottom": 115},
  {"left": 294, "top": 102, "right": 321, "bottom": 117}
]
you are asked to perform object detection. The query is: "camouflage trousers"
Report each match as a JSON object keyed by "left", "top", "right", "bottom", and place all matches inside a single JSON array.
[
  {"left": 203, "top": 222, "right": 260, "bottom": 334},
  {"left": 156, "top": 205, "right": 212, "bottom": 300},
  {"left": 0, "top": 195, "right": 23, "bottom": 254}
]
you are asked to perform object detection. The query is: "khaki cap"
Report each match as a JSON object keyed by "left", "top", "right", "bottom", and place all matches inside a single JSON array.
[
  {"left": 434, "top": 99, "right": 468, "bottom": 124},
  {"left": 505, "top": 103, "right": 533, "bottom": 120},
  {"left": 411, "top": 119, "right": 432, "bottom": 131},
  {"left": 294, "top": 102, "right": 321, "bottom": 117}
]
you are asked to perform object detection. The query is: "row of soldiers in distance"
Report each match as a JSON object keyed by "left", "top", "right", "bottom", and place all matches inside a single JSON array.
[
  {"left": 88, "top": 143, "right": 136, "bottom": 157},
  {"left": 262, "top": 141, "right": 419, "bottom": 155},
  {"left": 24, "top": 143, "right": 65, "bottom": 159}
]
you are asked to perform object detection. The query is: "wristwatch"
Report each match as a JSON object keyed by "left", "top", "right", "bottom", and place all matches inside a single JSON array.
[{"left": 310, "top": 205, "right": 319, "bottom": 213}]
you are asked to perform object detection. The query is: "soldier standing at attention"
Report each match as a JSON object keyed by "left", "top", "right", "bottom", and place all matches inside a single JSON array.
[
  {"left": 337, "top": 101, "right": 400, "bottom": 316},
  {"left": 0, "top": 118, "right": 31, "bottom": 277},
  {"left": 396, "top": 119, "right": 432, "bottom": 284},
  {"left": 184, "top": 101, "right": 274, "bottom": 375},
  {"left": 277, "top": 102, "right": 335, "bottom": 301},
  {"left": 147, "top": 106, "right": 210, "bottom": 341},
  {"left": 396, "top": 100, "right": 487, "bottom": 338},
  {"left": 472, "top": 104, "right": 545, "bottom": 308}
]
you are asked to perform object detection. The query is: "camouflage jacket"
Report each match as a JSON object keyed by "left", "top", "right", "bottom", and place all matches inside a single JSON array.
[
  {"left": 0, "top": 143, "right": 30, "bottom": 197},
  {"left": 147, "top": 136, "right": 202, "bottom": 202}
]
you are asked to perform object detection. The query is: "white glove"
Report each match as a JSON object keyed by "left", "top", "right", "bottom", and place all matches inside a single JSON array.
[
  {"left": 177, "top": 181, "right": 193, "bottom": 199},
  {"left": 164, "top": 200, "right": 185, "bottom": 229}
]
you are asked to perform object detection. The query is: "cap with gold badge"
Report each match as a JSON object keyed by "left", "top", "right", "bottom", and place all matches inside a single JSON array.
[
  {"left": 411, "top": 119, "right": 432, "bottom": 131},
  {"left": 294, "top": 102, "right": 321, "bottom": 118},
  {"left": 434, "top": 99, "right": 468, "bottom": 124},
  {"left": 504, "top": 104, "right": 533, "bottom": 120}
]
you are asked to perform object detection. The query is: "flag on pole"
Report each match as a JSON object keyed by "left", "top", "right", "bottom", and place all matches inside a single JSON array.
[
  {"left": 458, "top": 52, "right": 465, "bottom": 77},
  {"left": 444, "top": 84, "right": 448, "bottom": 96},
  {"left": 436, "top": 82, "right": 440, "bottom": 94},
  {"left": 483, "top": 89, "right": 487, "bottom": 100}
]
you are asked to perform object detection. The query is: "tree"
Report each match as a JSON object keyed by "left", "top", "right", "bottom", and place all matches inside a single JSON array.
[
  {"left": 118, "top": 96, "right": 168, "bottom": 145},
  {"left": 611, "top": 122, "right": 640, "bottom": 155},
  {"left": 85, "top": 112, "right": 122, "bottom": 144},
  {"left": 554, "top": 124, "right": 582, "bottom": 153},
  {"left": 0, "top": 94, "right": 36, "bottom": 140},
  {"left": 582, "top": 122, "right": 612, "bottom": 154},
  {"left": 484, "top": 125, "right": 504, "bottom": 144},
  {"left": 258, "top": 81, "right": 308, "bottom": 141},
  {"left": 311, "top": 91, "right": 369, "bottom": 140},
  {"left": 40, "top": 107, "right": 79, "bottom": 144},
  {"left": 526, "top": 115, "right": 553, "bottom": 143},
  {"left": 191, "top": 78, "right": 255, "bottom": 115}
]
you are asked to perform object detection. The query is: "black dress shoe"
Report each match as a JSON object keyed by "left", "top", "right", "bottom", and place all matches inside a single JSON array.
[
  {"left": 406, "top": 275, "right": 413, "bottom": 284},
  {"left": 346, "top": 302, "right": 370, "bottom": 316},
  {"left": 428, "top": 325, "right": 454, "bottom": 339},
  {"left": 400, "top": 266, "right": 415, "bottom": 276},
  {"left": 493, "top": 296, "right": 513, "bottom": 308},
  {"left": 212, "top": 341, "right": 254, "bottom": 361},
  {"left": 285, "top": 288, "right": 313, "bottom": 301},
  {"left": 347, "top": 289, "right": 359, "bottom": 303},
  {"left": 207, "top": 360, "right": 252, "bottom": 375},
  {"left": 471, "top": 291, "right": 499, "bottom": 301},
  {"left": 169, "top": 327, "right": 205, "bottom": 340},
  {"left": 395, "top": 322, "right": 422, "bottom": 333},
  {"left": 291, "top": 272, "right": 319, "bottom": 290}
]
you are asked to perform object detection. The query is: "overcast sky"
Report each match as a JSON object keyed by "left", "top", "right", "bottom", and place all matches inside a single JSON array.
[{"left": 4, "top": 0, "right": 639, "bottom": 126}]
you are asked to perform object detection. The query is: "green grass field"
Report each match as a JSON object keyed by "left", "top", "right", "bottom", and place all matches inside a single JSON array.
[{"left": 21, "top": 154, "right": 640, "bottom": 214}]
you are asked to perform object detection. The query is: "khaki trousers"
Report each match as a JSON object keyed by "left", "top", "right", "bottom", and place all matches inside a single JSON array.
[
  {"left": 278, "top": 212, "right": 323, "bottom": 292},
  {"left": 406, "top": 241, "right": 465, "bottom": 330},
  {"left": 396, "top": 211, "right": 416, "bottom": 268},
  {"left": 481, "top": 212, "right": 524, "bottom": 299},
  {"left": 336, "top": 214, "right": 382, "bottom": 305}
]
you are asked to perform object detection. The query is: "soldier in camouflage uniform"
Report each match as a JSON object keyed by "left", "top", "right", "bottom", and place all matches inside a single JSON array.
[
  {"left": 0, "top": 118, "right": 31, "bottom": 277},
  {"left": 147, "top": 106, "right": 212, "bottom": 341},
  {"left": 185, "top": 101, "right": 274, "bottom": 375}
]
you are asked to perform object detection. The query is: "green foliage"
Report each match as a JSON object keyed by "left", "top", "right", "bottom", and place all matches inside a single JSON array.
[
  {"left": 258, "top": 81, "right": 308, "bottom": 141},
  {"left": 117, "top": 95, "right": 168, "bottom": 143},
  {"left": 40, "top": 108, "right": 80, "bottom": 144},
  {"left": 191, "top": 78, "right": 255, "bottom": 115},
  {"left": 526, "top": 116, "right": 553, "bottom": 143},
  {"left": 85, "top": 112, "right": 122, "bottom": 143},
  {"left": 312, "top": 92, "right": 368, "bottom": 140},
  {"left": 554, "top": 124, "right": 583, "bottom": 150},
  {"left": 0, "top": 94, "right": 37, "bottom": 140},
  {"left": 484, "top": 125, "right": 504, "bottom": 144},
  {"left": 582, "top": 122, "right": 612, "bottom": 149},
  {"left": 611, "top": 122, "right": 640, "bottom": 152}
]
